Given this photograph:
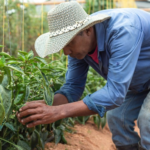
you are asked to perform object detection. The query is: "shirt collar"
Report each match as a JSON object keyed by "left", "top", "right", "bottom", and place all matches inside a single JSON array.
[{"left": 94, "top": 22, "right": 106, "bottom": 52}]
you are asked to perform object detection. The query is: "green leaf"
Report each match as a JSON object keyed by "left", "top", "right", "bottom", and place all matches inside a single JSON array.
[
  {"left": 0, "top": 124, "right": 3, "bottom": 131},
  {"left": 34, "top": 130, "right": 44, "bottom": 149},
  {"left": 3, "top": 67, "right": 11, "bottom": 85},
  {"left": 7, "top": 64, "right": 24, "bottom": 74},
  {"left": 40, "top": 131, "right": 48, "bottom": 142},
  {"left": 57, "top": 125, "right": 65, "bottom": 131},
  {"left": 1, "top": 74, "right": 8, "bottom": 88},
  {"left": 27, "top": 51, "right": 34, "bottom": 60},
  {"left": 97, "top": 115, "right": 100, "bottom": 129},
  {"left": 40, "top": 131, "right": 48, "bottom": 149},
  {"left": 61, "top": 133, "right": 67, "bottom": 144},
  {"left": 39, "top": 71, "right": 54, "bottom": 106},
  {"left": 18, "top": 55, "right": 26, "bottom": 61},
  {"left": 1, "top": 56, "right": 5, "bottom": 64},
  {"left": 4, "top": 122, "right": 16, "bottom": 132},
  {"left": 0, "top": 80, "right": 12, "bottom": 116},
  {"left": 17, "top": 140, "right": 31, "bottom": 150},
  {"left": 7, "top": 60, "right": 22, "bottom": 64},
  {"left": 14, "top": 93, "right": 24, "bottom": 105},
  {"left": 0, "top": 73, "right": 4, "bottom": 84},
  {"left": 75, "top": 117, "right": 83, "bottom": 124},
  {"left": 33, "top": 57, "right": 47, "bottom": 65},
  {"left": 19, "top": 134, "right": 25, "bottom": 140},
  {"left": 0, "top": 94, "right": 5, "bottom": 125},
  {"left": 100, "top": 116, "right": 106, "bottom": 129},
  {"left": 18, "top": 50, "right": 28, "bottom": 55},
  {"left": 0, "top": 52, "right": 12, "bottom": 59},
  {"left": 93, "top": 115, "right": 100, "bottom": 129},
  {"left": 54, "top": 129, "right": 61, "bottom": 144},
  {"left": 0, "top": 138, "right": 25, "bottom": 150},
  {"left": 24, "top": 86, "right": 30, "bottom": 103},
  {"left": 0, "top": 45, "right": 4, "bottom": 47},
  {"left": 68, "top": 118, "right": 75, "bottom": 127},
  {"left": 30, "top": 130, "right": 39, "bottom": 149},
  {"left": 0, "top": 58, "right": 5, "bottom": 68}
]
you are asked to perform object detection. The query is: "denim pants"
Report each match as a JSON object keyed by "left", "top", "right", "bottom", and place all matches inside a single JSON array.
[{"left": 107, "top": 90, "right": 150, "bottom": 150}]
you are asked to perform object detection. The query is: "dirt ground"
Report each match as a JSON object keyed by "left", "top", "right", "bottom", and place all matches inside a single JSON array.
[{"left": 45, "top": 120, "right": 140, "bottom": 150}]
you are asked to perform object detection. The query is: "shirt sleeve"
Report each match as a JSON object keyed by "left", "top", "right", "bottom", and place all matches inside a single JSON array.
[
  {"left": 83, "top": 26, "right": 144, "bottom": 117},
  {"left": 55, "top": 56, "right": 89, "bottom": 102}
]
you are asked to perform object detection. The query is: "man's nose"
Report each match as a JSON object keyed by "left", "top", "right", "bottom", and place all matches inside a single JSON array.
[{"left": 63, "top": 48, "right": 71, "bottom": 55}]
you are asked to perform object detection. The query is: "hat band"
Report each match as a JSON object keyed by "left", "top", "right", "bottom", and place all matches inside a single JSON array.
[{"left": 49, "top": 16, "right": 91, "bottom": 38}]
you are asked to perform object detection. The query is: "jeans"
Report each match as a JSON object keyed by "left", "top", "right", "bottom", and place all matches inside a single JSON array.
[{"left": 107, "top": 90, "right": 150, "bottom": 150}]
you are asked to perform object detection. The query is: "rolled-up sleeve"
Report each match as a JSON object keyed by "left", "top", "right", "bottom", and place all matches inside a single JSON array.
[
  {"left": 83, "top": 26, "right": 144, "bottom": 117},
  {"left": 55, "top": 56, "right": 89, "bottom": 103}
]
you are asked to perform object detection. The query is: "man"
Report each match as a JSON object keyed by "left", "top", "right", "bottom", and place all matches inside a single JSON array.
[{"left": 17, "top": 1, "right": 150, "bottom": 150}]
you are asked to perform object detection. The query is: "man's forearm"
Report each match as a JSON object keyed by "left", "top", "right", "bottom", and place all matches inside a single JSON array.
[
  {"left": 56, "top": 100, "right": 97, "bottom": 119},
  {"left": 53, "top": 93, "right": 68, "bottom": 106}
]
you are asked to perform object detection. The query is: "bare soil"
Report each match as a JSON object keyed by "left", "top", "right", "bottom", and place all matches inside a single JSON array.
[{"left": 45, "top": 120, "right": 140, "bottom": 150}]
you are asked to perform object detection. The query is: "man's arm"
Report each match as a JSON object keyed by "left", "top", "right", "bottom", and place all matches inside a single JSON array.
[
  {"left": 53, "top": 93, "right": 68, "bottom": 105},
  {"left": 17, "top": 96, "right": 96, "bottom": 128}
]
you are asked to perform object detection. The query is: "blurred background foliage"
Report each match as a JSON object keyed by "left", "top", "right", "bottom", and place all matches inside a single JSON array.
[
  {"left": 0, "top": 0, "right": 48, "bottom": 56},
  {"left": 84, "top": 0, "right": 114, "bottom": 14}
]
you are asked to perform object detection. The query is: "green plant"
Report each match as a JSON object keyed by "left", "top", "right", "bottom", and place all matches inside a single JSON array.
[{"left": 0, "top": 51, "right": 74, "bottom": 150}]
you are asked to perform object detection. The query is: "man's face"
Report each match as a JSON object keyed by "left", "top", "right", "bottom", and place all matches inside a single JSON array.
[{"left": 63, "top": 27, "right": 97, "bottom": 60}]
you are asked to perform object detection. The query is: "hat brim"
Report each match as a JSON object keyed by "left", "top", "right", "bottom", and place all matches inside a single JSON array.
[{"left": 35, "top": 14, "right": 111, "bottom": 58}]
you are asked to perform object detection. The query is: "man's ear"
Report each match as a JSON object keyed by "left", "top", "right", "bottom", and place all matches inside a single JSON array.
[{"left": 85, "top": 26, "right": 93, "bottom": 36}]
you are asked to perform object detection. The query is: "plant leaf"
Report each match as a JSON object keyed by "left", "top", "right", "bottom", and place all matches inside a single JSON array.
[
  {"left": 100, "top": 116, "right": 106, "bottom": 129},
  {"left": 0, "top": 94, "right": 5, "bottom": 125},
  {"left": 7, "top": 64, "right": 24, "bottom": 74},
  {"left": 4, "top": 122, "right": 16, "bottom": 132},
  {"left": 27, "top": 51, "right": 34, "bottom": 60},
  {"left": 24, "top": 86, "right": 30, "bottom": 102},
  {"left": 0, "top": 84, "right": 11, "bottom": 117},
  {"left": 17, "top": 140, "right": 31, "bottom": 150},
  {"left": 33, "top": 57, "right": 47, "bottom": 65},
  {"left": 61, "top": 132, "right": 67, "bottom": 144},
  {"left": 0, "top": 52, "right": 12, "bottom": 59},
  {"left": 54, "top": 129, "right": 61, "bottom": 144},
  {"left": 14, "top": 93, "right": 24, "bottom": 105},
  {"left": 7, "top": 60, "right": 21, "bottom": 64},
  {"left": 0, "top": 124, "right": 3, "bottom": 131},
  {"left": 30, "top": 130, "right": 39, "bottom": 149},
  {"left": 0, "top": 137, "right": 24, "bottom": 150},
  {"left": 3, "top": 67, "right": 11, "bottom": 85},
  {"left": 39, "top": 71, "right": 54, "bottom": 106}
]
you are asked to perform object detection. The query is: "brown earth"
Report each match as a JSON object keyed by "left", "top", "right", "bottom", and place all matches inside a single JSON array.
[{"left": 45, "top": 120, "right": 140, "bottom": 150}]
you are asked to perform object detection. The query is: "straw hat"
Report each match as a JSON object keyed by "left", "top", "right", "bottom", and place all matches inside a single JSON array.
[{"left": 35, "top": 1, "right": 111, "bottom": 58}]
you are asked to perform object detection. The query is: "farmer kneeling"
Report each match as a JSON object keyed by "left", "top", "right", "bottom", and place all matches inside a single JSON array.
[{"left": 17, "top": 1, "right": 150, "bottom": 150}]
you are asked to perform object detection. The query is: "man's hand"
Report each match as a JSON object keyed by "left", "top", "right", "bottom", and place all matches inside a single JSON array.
[
  {"left": 17, "top": 94, "right": 68, "bottom": 128},
  {"left": 17, "top": 101, "right": 62, "bottom": 128}
]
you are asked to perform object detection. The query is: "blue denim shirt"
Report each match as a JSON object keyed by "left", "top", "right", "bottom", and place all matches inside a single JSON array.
[{"left": 55, "top": 8, "right": 150, "bottom": 117}]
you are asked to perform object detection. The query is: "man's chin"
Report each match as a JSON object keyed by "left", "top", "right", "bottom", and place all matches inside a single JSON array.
[{"left": 69, "top": 55, "right": 85, "bottom": 60}]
